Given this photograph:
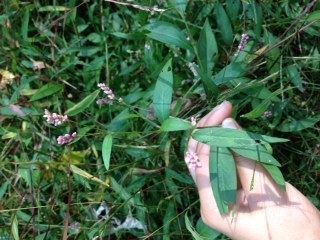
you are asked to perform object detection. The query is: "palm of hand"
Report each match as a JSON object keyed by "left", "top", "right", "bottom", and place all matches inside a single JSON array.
[{"left": 186, "top": 102, "right": 320, "bottom": 240}]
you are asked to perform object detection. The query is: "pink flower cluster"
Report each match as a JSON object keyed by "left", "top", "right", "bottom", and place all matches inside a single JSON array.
[
  {"left": 185, "top": 151, "right": 201, "bottom": 169},
  {"left": 57, "top": 132, "right": 77, "bottom": 145},
  {"left": 43, "top": 109, "right": 76, "bottom": 146},
  {"left": 235, "top": 33, "right": 249, "bottom": 56},
  {"left": 97, "top": 83, "right": 115, "bottom": 105},
  {"left": 43, "top": 109, "right": 68, "bottom": 126}
]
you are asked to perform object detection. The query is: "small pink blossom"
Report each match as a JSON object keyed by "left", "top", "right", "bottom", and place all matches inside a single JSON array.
[
  {"left": 235, "top": 33, "right": 249, "bottom": 56},
  {"left": 97, "top": 83, "right": 115, "bottom": 105},
  {"left": 190, "top": 116, "right": 197, "bottom": 126},
  {"left": 43, "top": 109, "right": 68, "bottom": 126},
  {"left": 57, "top": 132, "right": 77, "bottom": 145},
  {"left": 185, "top": 151, "right": 201, "bottom": 169}
]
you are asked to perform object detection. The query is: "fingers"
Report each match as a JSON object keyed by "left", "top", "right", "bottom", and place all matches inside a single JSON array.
[
  {"left": 197, "top": 101, "right": 233, "bottom": 128},
  {"left": 221, "top": 118, "right": 285, "bottom": 208}
]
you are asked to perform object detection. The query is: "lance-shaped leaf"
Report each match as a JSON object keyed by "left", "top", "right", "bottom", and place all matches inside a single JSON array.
[
  {"left": 102, "top": 134, "right": 112, "bottom": 170},
  {"left": 209, "top": 147, "right": 237, "bottom": 214},
  {"left": 262, "top": 163, "right": 286, "bottom": 191},
  {"left": 30, "top": 83, "right": 63, "bottom": 101},
  {"left": 65, "top": 90, "right": 99, "bottom": 116},
  {"left": 153, "top": 58, "right": 173, "bottom": 122},
  {"left": 215, "top": 2, "right": 233, "bottom": 45},
  {"left": 192, "top": 127, "right": 288, "bottom": 148},
  {"left": 145, "top": 21, "right": 193, "bottom": 51},
  {"left": 197, "top": 19, "right": 218, "bottom": 76},
  {"left": 196, "top": 218, "right": 221, "bottom": 239},
  {"left": 161, "top": 117, "right": 193, "bottom": 132},
  {"left": 231, "top": 145, "right": 281, "bottom": 166}
]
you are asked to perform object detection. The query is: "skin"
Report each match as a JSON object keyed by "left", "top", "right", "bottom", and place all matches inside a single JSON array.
[{"left": 185, "top": 101, "right": 320, "bottom": 240}]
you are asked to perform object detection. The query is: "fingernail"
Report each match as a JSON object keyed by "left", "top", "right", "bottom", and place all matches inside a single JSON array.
[
  {"left": 222, "top": 118, "right": 237, "bottom": 129},
  {"left": 212, "top": 100, "right": 228, "bottom": 113}
]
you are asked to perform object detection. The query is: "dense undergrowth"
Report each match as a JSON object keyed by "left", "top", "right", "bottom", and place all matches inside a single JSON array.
[{"left": 0, "top": 0, "right": 319, "bottom": 239}]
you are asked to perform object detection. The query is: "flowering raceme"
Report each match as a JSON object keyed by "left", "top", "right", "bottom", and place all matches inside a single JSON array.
[
  {"left": 235, "top": 33, "right": 250, "bottom": 56},
  {"left": 185, "top": 151, "right": 201, "bottom": 169},
  {"left": 43, "top": 109, "right": 68, "bottom": 126},
  {"left": 97, "top": 83, "right": 115, "bottom": 105},
  {"left": 57, "top": 132, "right": 77, "bottom": 145}
]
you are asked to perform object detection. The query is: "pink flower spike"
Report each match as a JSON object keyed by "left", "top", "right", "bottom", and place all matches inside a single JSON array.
[
  {"left": 97, "top": 83, "right": 115, "bottom": 105},
  {"left": 185, "top": 151, "right": 201, "bottom": 169},
  {"left": 235, "top": 33, "right": 250, "bottom": 56},
  {"left": 43, "top": 109, "right": 68, "bottom": 126},
  {"left": 57, "top": 132, "right": 77, "bottom": 145}
]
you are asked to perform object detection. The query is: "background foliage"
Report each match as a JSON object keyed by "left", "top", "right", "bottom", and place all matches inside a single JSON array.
[{"left": 0, "top": 0, "right": 319, "bottom": 239}]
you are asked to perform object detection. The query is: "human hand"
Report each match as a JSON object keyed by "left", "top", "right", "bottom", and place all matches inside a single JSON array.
[{"left": 185, "top": 101, "right": 320, "bottom": 240}]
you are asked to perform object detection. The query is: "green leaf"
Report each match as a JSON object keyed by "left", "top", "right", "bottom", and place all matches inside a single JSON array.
[
  {"left": 145, "top": 21, "right": 193, "bottom": 50},
  {"left": 153, "top": 58, "right": 173, "bottom": 122},
  {"left": 30, "top": 84, "right": 63, "bottom": 101},
  {"left": 161, "top": 117, "right": 192, "bottom": 132},
  {"left": 11, "top": 215, "right": 19, "bottom": 240},
  {"left": 196, "top": 218, "right": 221, "bottom": 239},
  {"left": 197, "top": 19, "right": 218, "bottom": 75},
  {"left": 192, "top": 127, "right": 288, "bottom": 148},
  {"left": 226, "top": 0, "right": 241, "bottom": 24},
  {"left": 212, "top": 62, "right": 246, "bottom": 85},
  {"left": 185, "top": 214, "right": 205, "bottom": 240},
  {"left": 241, "top": 99, "right": 271, "bottom": 120},
  {"left": 102, "top": 134, "right": 112, "bottom": 171},
  {"left": 287, "top": 65, "right": 304, "bottom": 92},
  {"left": 262, "top": 163, "right": 286, "bottom": 191},
  {"left": 248, "top": 2, "right": 263, "bottom": 37},
  {"left": 209, "top": 147, "right": 237, "bottom": 214},
  {"left": 231, "top": 145, "right": 281, "bottom": 166},
  {"left": 65, "top": 90, "right": 99, "bottom": 116},
  {"left": 168, "top": 0, "right": 188, "bottom": 13},
  {"left": 277, "top": 116, "right": 320, "bottom": 132},
  {"left": 0, "top": 180, "right": 10, "bottom": 200},
  {"left": 215, "top": 2, "right": 233, "bottom": 45}
]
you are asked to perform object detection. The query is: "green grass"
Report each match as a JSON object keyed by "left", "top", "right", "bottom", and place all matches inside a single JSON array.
[{"left": 0, "top": 0, "right": 319, "bottom": 239}]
